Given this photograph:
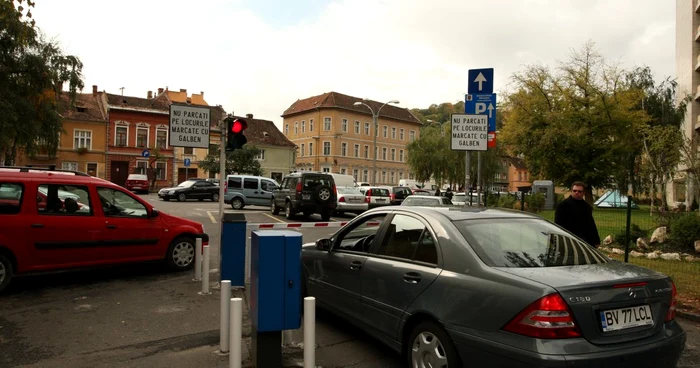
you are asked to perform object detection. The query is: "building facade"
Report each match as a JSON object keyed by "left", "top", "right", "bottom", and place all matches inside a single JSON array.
[
  {"left": 282, "top": 92, "right": 422, "bottom": 185},
  {"left": 675, "top": 0, "right": 700, "bottom": 206},
  {"left": 507, "top": 156, "right": 531, "bottom": 192},
  {"left": 16, "top": 89, "right": 109, "bottom": 177},
  {"left": 231, "top": 114, "right": 297, "bottom": 182}
]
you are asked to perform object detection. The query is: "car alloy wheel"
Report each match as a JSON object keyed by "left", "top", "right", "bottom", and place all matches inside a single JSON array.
[
  {"left": 318, "top": 188, "right": 331, "bottom": 201},
  {"left": 212, "top": 193, "right": 219, "bottom": 202},
  {"left": 178, "top": 193, "right": 186, "bottom": 202},
  {"left": 232, "top": 198, "right": 243, "bottom": 209},
  {"left": 411, "top": 331, "right": 448, "bottom": 367}
]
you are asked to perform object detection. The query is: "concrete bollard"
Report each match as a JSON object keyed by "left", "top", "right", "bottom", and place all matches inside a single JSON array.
[
  {"left": 220, "top": 280, "right": 231, "bottom": 353},
  {"left": 304, "top": 297, "right": 315, "bottom": 368},
  {"left": 200, "top": 245, "right": 211, "bottom": 295},
  {"left": 230, "top": 297, "right": 243, "bottom": 368},
  {"left": 193, "top": 237, "right": 202, "bottom": 281}
]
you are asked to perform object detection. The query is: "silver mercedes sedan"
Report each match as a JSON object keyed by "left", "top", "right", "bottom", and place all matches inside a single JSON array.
[{"left": 301, "top": 207, "right": 685, "bottom": 367}]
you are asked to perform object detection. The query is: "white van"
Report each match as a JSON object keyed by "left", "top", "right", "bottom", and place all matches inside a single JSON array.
[
  {"left": 326, "top": 173, "right": 356, "bottom": 188},
  {"left": 398, "top": 179, "right": 437, "bottom": 191}
]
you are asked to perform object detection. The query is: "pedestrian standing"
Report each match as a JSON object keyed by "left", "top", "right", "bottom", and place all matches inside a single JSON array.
[
  {"left": 445, "top": 187, "right": 453, "bottom": 200},
  {"left": 554, "top": 181, "right": 601, "bottom": 247},
  {"left": 434, "top": 187, "right": 441, "bottom": 197}
]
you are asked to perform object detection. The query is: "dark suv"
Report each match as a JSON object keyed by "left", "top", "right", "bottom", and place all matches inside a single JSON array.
[
  {"left": 271, "top": 172, "right": 337, "bottom": 221},
  {"left": 385, "top": 186, "right": 413, "bottom": 205}
]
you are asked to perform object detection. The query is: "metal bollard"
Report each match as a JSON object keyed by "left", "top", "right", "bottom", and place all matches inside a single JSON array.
[
  {"left": 304, "top": 297, "right": 315, "bottom": 368},
  {"left": 193, "top": 237, "right": 202, "bottom": 281},
  {"left": 200, "top": 245, "right": 211, "bottom": 295},
  {"left": 220, "top": 280, "right": 231, "bottom": 353},
  {"left": 230, "top": 297, "right": 243, "bottom": 368}
]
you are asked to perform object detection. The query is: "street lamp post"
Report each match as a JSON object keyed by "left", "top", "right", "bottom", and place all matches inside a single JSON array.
[{"left": 354, "top": 99, "right": 399, "bottom": 186}]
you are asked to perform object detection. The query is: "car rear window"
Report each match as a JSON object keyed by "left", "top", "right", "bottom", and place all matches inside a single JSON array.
[
  {"left": 369, "top": 188, "right": 389, "bottom": 197},
  {"left": 0, "top": 183, "right": 23, "bottom": 214},
  {"left": 454, "top": 218, "right": 609, "bottom": 267},
  {"left": 302, "top": 176, "right": 332, "bottom": 190},
  {"left": 127, "top": 174, "right": 148, "bottom": 181}
]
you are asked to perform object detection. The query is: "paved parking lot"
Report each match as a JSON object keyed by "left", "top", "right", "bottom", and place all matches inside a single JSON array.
[{"left": 1, "top": 194, "right": 698, "bottom": 367}]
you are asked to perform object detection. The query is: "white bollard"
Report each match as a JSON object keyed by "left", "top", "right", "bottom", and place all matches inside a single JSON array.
[
  {"left": 193, "top": 237, "right": 202, "bottom": 281},
  {"left": 304, "top": 297, "right": 315, "bottom": 368},
  {"left": 220, "top": 280, "right": 231, "bottom": 353},
  {"left": 230, "top": 297, "right": 243, "bottom": 368},
  {"left": 200, "top": 245, "right": 210, "bottom": 295}
]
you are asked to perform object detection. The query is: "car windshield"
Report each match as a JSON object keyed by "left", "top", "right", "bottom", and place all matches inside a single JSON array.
[
  {"left": 177, "top": 180, "right": 197, "bottom": 188},
  {"left": 402, "top": 197, "right": 440, "bottom": 206},
  {"left": 303, "top": 176, "right": 332, "bottom": 190},
  {"left": 453, "top": 218, "right": 609, "bottom": 268},
  {"left": 338, "top": 187, "right": 362, "bottom": 195}
]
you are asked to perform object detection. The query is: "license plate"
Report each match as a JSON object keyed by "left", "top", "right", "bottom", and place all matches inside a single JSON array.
[
  {"left": 302, "top": 194, "right": 310, "bottom": 200},
  {"left": 600, "top": 305, "right": 653, "bottom": 332},
  {"left": 375, "top": 198, "right": 386, "bottom": 202}
]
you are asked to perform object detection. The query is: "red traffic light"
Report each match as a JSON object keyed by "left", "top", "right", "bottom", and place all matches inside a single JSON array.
[{"left": 231, "top": 119, "right": 247, "bottom": 134}]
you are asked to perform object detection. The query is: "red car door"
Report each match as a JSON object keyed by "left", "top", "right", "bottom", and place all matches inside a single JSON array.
[
  {"left": 26, "top": 183, "right": 103, "bottom": 270},
  {"left": 95, "top": 186, "right": 165, "bottom": 263}
]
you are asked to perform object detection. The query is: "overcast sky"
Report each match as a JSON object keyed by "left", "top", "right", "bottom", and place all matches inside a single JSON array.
[{"left": 31, "top": 0, "right": 675, "bottom": 128}]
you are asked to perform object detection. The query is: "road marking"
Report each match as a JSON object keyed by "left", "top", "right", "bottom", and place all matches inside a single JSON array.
[
  {"left": 207, "top": 211, "right": 217, "bottom": 224},
  {"left": 263, "top": 213, "right": 285, "bottom": 223}
]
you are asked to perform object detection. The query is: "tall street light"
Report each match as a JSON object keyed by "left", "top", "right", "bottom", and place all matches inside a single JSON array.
[{"left": 354, "top": 99, "right": 400, "bottom": 185}]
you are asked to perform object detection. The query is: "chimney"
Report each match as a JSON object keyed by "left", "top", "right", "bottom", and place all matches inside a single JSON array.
[
  {"left": 200, "top": 91, "right": 204, "bottom": 97},
  {"left": 157, "top": 87, "right": 164, "bottom": 95},
  {"left": 180, "top": 88, "right": 187, "bottom": 93},
  {"left": 147, "top": 91, "right": 153, "bottom": 99},
  {"left": 246, "top": 113, "right": 253, "bottom": 119},
  {"left": 92, "top": 85, "right": 98, "bottom": 96}
]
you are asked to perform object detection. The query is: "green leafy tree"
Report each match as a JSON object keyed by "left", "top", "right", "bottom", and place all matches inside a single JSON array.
[
  {"left": 200, "top": 145, "right": 263, "bottom": 176},
  {"left": 0, "top": 0, "right": 85, "bottom": 164}
]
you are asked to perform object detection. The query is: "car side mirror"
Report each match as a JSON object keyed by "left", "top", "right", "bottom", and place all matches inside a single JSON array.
[
  {"left": 316, "top": 238, "right": 331, "bottom": 251},
  {"left": 151, "top": 209, "right": 160, "bottom": 218}
]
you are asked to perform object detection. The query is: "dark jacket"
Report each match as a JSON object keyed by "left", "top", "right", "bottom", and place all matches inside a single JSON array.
[{"left": 554, "top": 196, "right": 601, "bottom": 247}]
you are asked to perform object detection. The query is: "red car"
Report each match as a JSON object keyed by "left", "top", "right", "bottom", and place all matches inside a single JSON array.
[
  {"left": 0, "top": 166, "right": 209, "bottom": 293},
  {"left": 125, "top": 173, "right": 150, "bottom": 194}
]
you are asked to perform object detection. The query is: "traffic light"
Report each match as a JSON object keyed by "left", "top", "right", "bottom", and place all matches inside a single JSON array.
[{"left": 226, "top": 117, "right": 248, "bottom": 152}]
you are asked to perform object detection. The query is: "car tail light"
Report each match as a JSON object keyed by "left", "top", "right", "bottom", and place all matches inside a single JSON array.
[
  {"left": 332, "top": 185, "right": 337, "bottom": 195},
  {"left": 503, "top": 293, "right": 581, "bottom": 339},
  {"left": 365, "top": 196, "right": 371, "bottom": 203},
  {"left": 367, "top": 189, "right": 372, "bottom": 196},
  {"left": 390, "top": 193, "right": 396, "bottom": 201},
  {"left": 339, "top": 196, "right": 345, "bottom": 202},
  {"left": 224, "top": 180, "right": 228, "bottom": 192},
  {"left": 296, "top": 182, "right": 302, "bottom": 193},
  {"left": 665, "top": 281, "right": 677, "bottom": 322}
]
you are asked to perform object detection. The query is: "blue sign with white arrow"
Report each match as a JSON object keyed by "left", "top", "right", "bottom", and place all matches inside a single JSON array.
[
  {"left": 184, "top": 158, "right": 191, "bottom": 167},
  {"left": 142, "top": 149, "right": 150, "bottom": 158},
  {"left": 465, "top": 93, "right": 497, "bottom": 132},
  {"left": 468, "top": 68, "right": 494, "bottom": 94}
]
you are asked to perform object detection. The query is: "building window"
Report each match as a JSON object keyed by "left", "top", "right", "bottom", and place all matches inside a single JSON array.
[
  {"left": 323, "top": 141, "right": 331, "bottom": 155},
  {"left": 364, "top": 145, "right": 369, "bottom": 158},
  {"left": 322, "top": 167, "right": 330, "bottom": 173},
  {"left": 156, "top": 128, "right": 167, "bottom": 149},
  {"left": 341, "top": 119, "right": 348, "bottom": 132},
  {"left": 323, "top": 117, "right": 331, "bottom": 131},
  {"left": 301, "top": 121, "right": 305, "bottom": 133},
  {"left": 116, "top": 126, "right": 128, "bottom": 146},
  {"left": 340, "top": 168, "right": 346, "bottom": 174},
  {"left": 518, "top": 172, "right": 522, "bottom": 181},
  {"left": 400, "top": 128, "right": 405, "bottom": 140},
  {"left": 382, "top": 148, "right": 387, "bottom": 160},
  {"left": 156, "top": 162, "right": 166, "bottom": 180},
  {"left": 300, "top": 144, "right": 305, "bottom": 157},
  {"left": 309, "top": 119, "right": 314, "bottom": 131},
  {"left": 341, "top": 143, "right": 347, "bottom": 156},
  {"left": 363, "top": 170, "right": 369, "bottom": 182},
  {"left": 399, "top": 171, "right": 404, "bottom": 180},
  {"left": 62, "top": 162, "right": 78, "bottom": 171},
  {"left": 255, "top": 150, "right": 266, "bottom": 160},
  {"left": 365, "top": 122, "right": 370, "bottom": 135},
  {"left": 309, "top": 142, "right": 313, "bottom": 156},
  {"left": 382, "top": 171, "right": 387, "bottom": 183},
  {"left": 409, "top": 130, "right": 416, "bottom": 142},
  {"left": 354, "top": 144, "right": 359, "bottom": 157},
  {"left": 285, "top": 124, "right": 289, "bottom": 135},
  {"left": 354, "top": 121, "right": 360, "bottom": 134},
  {"left": 87, "top": 162, "right": 98, "bottom": 177},
  {"left": 409, "top": 173, "right": 414, "bottom": 180},
  {"left": 399, "top": 150, "right": 404, "bottom": 162},
  {"left": 390, "top": 172, "right": 395, "bottom": 184},
  {"left": 184, "top": 147, "right": 194, "bottom": 155},
  {"left": 391, "top": 127, "right": 396, "bottom": 139},
  {"left": 136, "top": 127, "right": 148, "bottom": 148},
  {"left": 74, "top": 130, "right": 92, "bottom": 150},
  {"left": 135, "top": 160, "right": 148, "bottom": 174},
  {"left": 353, "top": 169, "right": 359, "bottom": 181},
  {"left": 391, "top": 149, "right": 396, "bottom": 161},
  {"left": 383, "top": 125, "right": 388, "bottom": 138},
  {"left": 495, "top": 173, "right": 500, "bottom": 180},
  {"left": 294, "top": 122, "right": 298, "bottom": 135}
]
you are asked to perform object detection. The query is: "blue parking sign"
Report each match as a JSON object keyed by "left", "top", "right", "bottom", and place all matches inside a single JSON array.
[{"left": 465, "top": 93, "right": 497, "bottom": 132}]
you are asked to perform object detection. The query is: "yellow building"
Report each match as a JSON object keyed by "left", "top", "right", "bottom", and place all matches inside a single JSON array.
[
  {"left": 17, "top": 91, "right": 109, "bottom": 177},
  {"left": 282, "top": 92, "right": 422, "bottom": 185}
]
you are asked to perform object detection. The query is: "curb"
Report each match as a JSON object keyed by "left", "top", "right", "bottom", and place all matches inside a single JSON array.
[{"left": 678, "top": 310, "right": 700, "bottom": 323}]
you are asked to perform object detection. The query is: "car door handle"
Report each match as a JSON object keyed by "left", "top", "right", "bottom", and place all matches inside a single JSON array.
[
  {"left": 403, "top": 272, "right": 422, "bottom": 284},
  {"left": 30, "top": 223, "right": 44, "bottom": 228},
  {"left": 254, "top": 191, "right": 259, "bottom": 194},
  {"left": 350, "top": 261, "right": 363, "bottom": 270},
  {"left": 106, "top": 224, "right": 117, "bottom": 229}
]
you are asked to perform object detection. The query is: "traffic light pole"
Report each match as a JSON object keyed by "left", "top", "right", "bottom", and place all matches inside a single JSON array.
[{"left": 218, "top": 117, "right": 227, "bottom": 227}]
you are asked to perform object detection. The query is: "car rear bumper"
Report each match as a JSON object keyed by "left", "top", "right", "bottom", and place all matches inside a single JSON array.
[
  {"left": 337, "top": 203, "right": 368, "bottom": 213},
  {"left": 368, "top": 202, "right": 391, "bottom": 209},
  {"left": 449, "top": 326, "right": 686, "bottom": 368}
]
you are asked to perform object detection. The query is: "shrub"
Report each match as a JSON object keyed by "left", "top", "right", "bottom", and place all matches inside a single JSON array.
[
  {"left": 498, "top": 194, "right": 517, "bottom": 209},
  {"left": 526, "top": 193, "right": 546, "bottom": 213},
  {"left": 513, "top": 201, "right": 528, "bottom": 211},
  {"left": 667, "top": 213, "right": 700, "bottom": 251},
  {"left": 613, "top": 223, "right": 647, "bottom": 246}
]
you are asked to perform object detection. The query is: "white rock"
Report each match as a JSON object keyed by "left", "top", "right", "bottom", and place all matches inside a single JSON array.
[
  {"left": 636, "top": 237, "right": 649, "bottom": 250},
  {"left": 650, "top": 227, "right": 668, "bottom": 244},
  {"left": 612, "top": 248, "right": 625, "bottom": 254},
  {"left": 695, "top": 240, "right": 700, "bottom": 253},
  {"left": 685, "top": 255, "right": 696, "bottom": 262},
  {"left": 646, "top": 252, "right": 659, "bottom": 259},
  {"left": 660, "top": 253, "right": 681, "bottom": 261},
  {"left": 603, "top": 235, "right": 613, "bottom": 246},
  {"left": 629, "top": 251, "right": 645, "bottom": 258}
]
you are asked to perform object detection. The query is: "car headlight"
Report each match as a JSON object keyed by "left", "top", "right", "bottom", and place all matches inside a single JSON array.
[{"left": 169, "top": 190, "right": 176, "bottom": 195}]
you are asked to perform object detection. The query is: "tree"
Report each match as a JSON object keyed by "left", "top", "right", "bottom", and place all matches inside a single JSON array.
[
  {"left": 147, "top": 146, "right": 166, "bottom": 190},
  {"left": 200, "top": 145, "right": 264, "bottom": 176},
  {"left": 0, "top": 0, "right": 85, "bottom": 164},
  {"left": 501, "top": 42, "right": 648, "bottom": 203}
]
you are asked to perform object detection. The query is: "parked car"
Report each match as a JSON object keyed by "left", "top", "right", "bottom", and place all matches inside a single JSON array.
[
  {"left": 224, "top": 175, "right": 278, "bottom": 209},
  {"left": 411, "top": 188, "right": 431, "bottom": 195},
  {"left": 334, "top": 187, "right": 368, "bottom": 216},
  {"left": 302, "top": 207, "right": 685, "bottom": 367},
  {"left": 0, "top": 166, "right": 209, "bottom": 293},
  {"left": 451, "top": 192, "right": 468, "bottom": 206},
  {"left": 271, "top": 172, "right": 337, "bottom": 221},
  {"left": 357, "top": 181, "right": 371, "bottom": 187},
  {"left": 158, "top": 179, "right": 220, "bottom": 202},
  {"left": 384, "top": 186, "right": 413, "bottom": 205},
  {"left": 357, "top": 186, "right": 392, "bottom": 209},
  {"left": 204, "top": 178, "right": 220, "bottom": 186},
  {"left": 401, "top": 195, "right": 453, "bottom": 207},
  {"left": 125, "top": 174, "right": 150, "bottom": 194}
]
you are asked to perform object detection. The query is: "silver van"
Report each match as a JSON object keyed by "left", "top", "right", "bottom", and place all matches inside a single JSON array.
[{"left": 224, "top": 175, "right": 279, "bottom": 209}]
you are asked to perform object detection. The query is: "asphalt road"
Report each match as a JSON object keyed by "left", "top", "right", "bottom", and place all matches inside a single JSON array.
[{"left": 0, "top": 194, "right": 698, "bottom": 367}]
